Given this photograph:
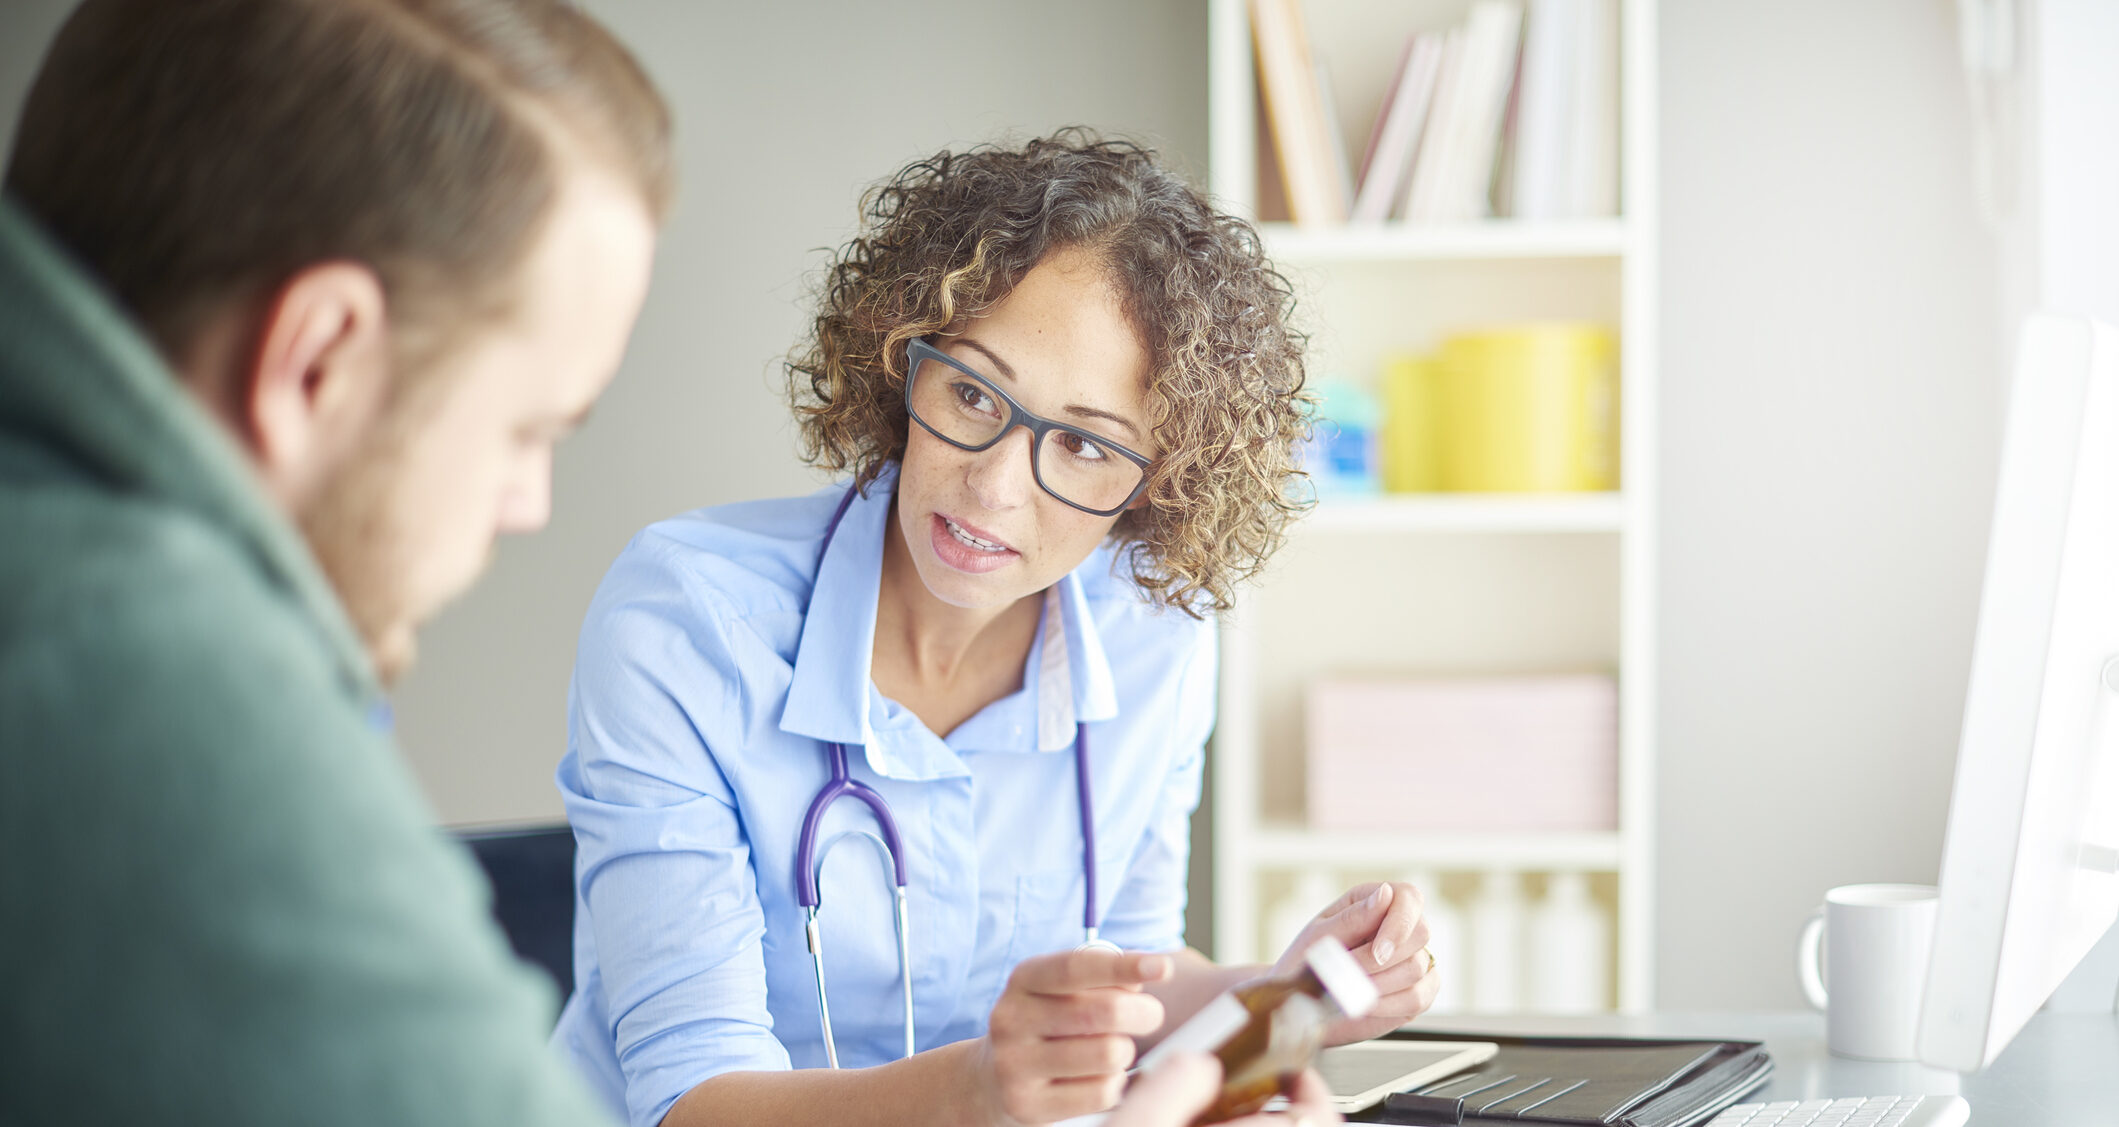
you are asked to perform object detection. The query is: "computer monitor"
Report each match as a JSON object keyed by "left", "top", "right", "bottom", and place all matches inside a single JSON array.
[{"left": 1917, "top": 313, "right": 2119, "bottom": 1072}]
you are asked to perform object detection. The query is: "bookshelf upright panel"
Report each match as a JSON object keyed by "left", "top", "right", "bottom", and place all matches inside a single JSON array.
[{"left": 1206, "top": 0, "right": 1659, "bottom": 1015}]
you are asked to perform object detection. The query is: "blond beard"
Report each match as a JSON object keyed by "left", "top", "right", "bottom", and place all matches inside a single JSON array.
[{"left": 296, "top": 419, "right": 424, "bottom": 687}]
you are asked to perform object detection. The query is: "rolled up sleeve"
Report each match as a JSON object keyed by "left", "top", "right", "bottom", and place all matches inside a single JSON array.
[
  {"left": 561, "top": 548, "right": 791, "bottom": 1127},
  {"left": 1094, "top": 620, "right": 1216, "bottom": 954}
]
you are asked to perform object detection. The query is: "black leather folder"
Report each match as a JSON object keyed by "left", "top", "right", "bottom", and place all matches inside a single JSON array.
[{"left": 1354, "top": 1030, "right": 1773, "bottom": 1127}]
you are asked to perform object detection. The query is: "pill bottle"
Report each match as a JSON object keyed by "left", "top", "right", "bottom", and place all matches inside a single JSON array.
[{"left": 1138, "top": 936, "right": 1379, "bottom": 1123}]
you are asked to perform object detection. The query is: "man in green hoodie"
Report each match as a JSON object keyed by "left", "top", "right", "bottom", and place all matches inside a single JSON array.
[{"left": 0, "top": 0, "right": 670, "bottom": 1121}]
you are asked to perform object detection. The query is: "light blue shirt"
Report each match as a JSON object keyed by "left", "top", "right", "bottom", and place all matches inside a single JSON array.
[{"left": 550, "top": 471, "right": 1217, "bottom": 1127}]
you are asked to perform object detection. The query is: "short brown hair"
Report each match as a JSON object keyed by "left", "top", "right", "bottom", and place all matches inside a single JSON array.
[
  {"left": 5, "top": 0, "right": 673, "bottom": 371},
  {"left": 788, "top": 130, "right": 1312, "bottom": 616}
]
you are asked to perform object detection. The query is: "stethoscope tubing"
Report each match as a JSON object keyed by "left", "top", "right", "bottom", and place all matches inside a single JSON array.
[
  {"left": 796, "top": 483, "right": 1110, "bottom": 1068},
  {"left": 796, "top": 742, "right": 906, "bottom": 906}
]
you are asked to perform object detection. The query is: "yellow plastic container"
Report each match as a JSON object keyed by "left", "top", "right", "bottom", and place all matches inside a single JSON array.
[
  {"left": 1436, "top": 324, "right": 1619, "bottom": 492},
  {"left": 1379, "top": 353, "right": 1440, "bottom": 493}
]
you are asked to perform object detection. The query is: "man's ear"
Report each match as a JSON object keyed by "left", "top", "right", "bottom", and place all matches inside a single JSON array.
[{"left": 244, "top": 261, "right": 392, "bottom": 493}]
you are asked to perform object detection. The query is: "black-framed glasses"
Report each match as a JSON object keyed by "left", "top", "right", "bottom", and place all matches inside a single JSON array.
[{"left": 903, "top": 338, "right": 1153, "bottom": 517}]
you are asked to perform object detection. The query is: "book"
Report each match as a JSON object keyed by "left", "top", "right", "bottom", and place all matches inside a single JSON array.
[
  {"left": 1566, "top": 0, "right": 1619, "bottom": 217},
  {"left": 1488, "top": 27, "right": 1525, "bottom": 219},
  {"left": 1315, "top": 56, "right": 1355, "bottom": 216},
  {"left": 1507, "top": 0, "right": 1620, "bottom": 220},
  {"left": 1249, "top": 0, "right": 1348, "bottom": 225},
  {"left": 1350, "top": 34, "right": 1443, "bottom": 224},
  {"left": 1505, "top": 0, "right": 1576, "bottom": 219},
  {"left": 1448, "top": 0, "right": 1526, "bottom": 222},
  {"left": 1406, "top": 1, "right": 1524, "bottom": 223},
  {"left": 1400, "top": 27, "right": 1468, "bottom": 222},
  {"left": 1352, "top": 35, "right": 1417, "bottom": 198},
  {"left": 1249, "top": 0, "right": 1319, "bottom": 221},
  {"left": 1483, "top": 6, "right": 1530, "bottom": 218}
]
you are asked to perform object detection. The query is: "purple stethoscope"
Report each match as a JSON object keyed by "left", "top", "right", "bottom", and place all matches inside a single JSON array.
[{"left": 797, "top": 484, "right": 1115, "bottom": 1069}]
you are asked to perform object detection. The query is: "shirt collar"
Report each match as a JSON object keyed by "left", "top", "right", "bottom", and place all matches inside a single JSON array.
[
  {"left": 1046, "top": 566, "right": 1120, "bottom": 740},
  {"left": 777, "top": 467, "right": 1121, "bottom": 775},
  {"left": 778, "top": 473, "right": 907, "bottom": 760}
]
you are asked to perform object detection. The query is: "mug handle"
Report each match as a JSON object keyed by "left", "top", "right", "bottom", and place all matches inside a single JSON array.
[{"left": 1798, "top": 908, "right": 1828, "bottom": 1010}]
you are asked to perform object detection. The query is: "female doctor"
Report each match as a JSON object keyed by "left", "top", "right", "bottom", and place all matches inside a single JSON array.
[{"left": 552, "top": 133, "right": 1439, "bottom": 1127}]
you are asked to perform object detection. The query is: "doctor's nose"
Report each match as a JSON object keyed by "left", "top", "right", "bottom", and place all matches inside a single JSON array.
[{"left": 965, "top": 425, "right": 1037, "bottom": 511}]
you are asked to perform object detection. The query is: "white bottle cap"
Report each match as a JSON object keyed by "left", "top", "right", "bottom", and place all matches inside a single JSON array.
[{"left": 1304, "top": 936, "right": 1380, "bottom": 1019}]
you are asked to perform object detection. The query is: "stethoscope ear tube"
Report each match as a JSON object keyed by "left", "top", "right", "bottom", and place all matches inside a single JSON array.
[
  {"left": 805, "top": 827, "right": 917, "bottom": 1067},
  {"left": 892, "top": 885, "right": 914, "bottom": 1059},
  {"left": 1074, "top": 724, "right": 1100, "bottom": 941},
  {"left": 802, "top": 907, "right": 840, "bottom": 1068}
]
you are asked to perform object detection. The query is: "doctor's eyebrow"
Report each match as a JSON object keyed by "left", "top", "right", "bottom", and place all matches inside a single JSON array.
[
  {"left": 959, "top": 338, "right": 1019, "bottom": 382},
  {"left": 956, "top": 338, "right": 1145, "bottom": 443}
]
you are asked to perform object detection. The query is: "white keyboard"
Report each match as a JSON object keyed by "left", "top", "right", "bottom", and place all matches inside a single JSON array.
[{"left": 1705, "top": 1095, "right": 1970, "bottom": 1127}]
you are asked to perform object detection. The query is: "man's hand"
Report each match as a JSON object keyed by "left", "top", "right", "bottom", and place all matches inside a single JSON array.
[{"left": 1108, "top": 1055, "right": 1342, "bottom": 1127}]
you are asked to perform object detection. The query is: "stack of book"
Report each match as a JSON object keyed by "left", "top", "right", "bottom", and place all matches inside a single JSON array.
[{"left": 1250, "top": 0, "right": 1620, "bottom": 227}]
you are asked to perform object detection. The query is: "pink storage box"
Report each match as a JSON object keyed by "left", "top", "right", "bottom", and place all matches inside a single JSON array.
[{"left": 1304, "top": 674, "right": 1618, "bottom": 832}]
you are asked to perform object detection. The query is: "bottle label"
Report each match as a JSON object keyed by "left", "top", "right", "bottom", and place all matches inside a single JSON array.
[
  {"left": 1134, "top": 993, "right": 1251, "bottom": 1073},
  {"left": 1304, "top": 936, "right": 1380, "bottom": 1019}
]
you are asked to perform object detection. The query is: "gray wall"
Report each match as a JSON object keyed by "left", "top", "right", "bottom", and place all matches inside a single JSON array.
[
  {"left": 1657, "top": 0, "right": 1999, "bottom": 1009},
  {"left": 0, "top": 0, "right": 2008, "bottom": 1011},
  {"left": 0, "top": 4, "right": 71, "bottom": 142},
  {"left": 383, "top": 0, "right": 1209, "bottom": 827}
]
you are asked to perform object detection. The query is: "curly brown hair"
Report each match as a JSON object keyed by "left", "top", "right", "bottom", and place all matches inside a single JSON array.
[{"left": 787, "top": 130, "right": 1313, "bottom": 615}]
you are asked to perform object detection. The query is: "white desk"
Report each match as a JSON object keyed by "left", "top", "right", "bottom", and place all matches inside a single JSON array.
[{"left": 1416, "top": 1011, "right": 2118, "bottom": 1125}]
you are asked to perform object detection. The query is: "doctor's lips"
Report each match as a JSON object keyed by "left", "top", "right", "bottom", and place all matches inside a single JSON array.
[{"left": 930, "top": 512, "right": 1020, "bottom": 574}]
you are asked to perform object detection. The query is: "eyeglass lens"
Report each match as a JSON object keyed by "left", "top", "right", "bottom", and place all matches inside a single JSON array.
[{"left": 908, "top": 353, "right": 1144, "bottom": 513}]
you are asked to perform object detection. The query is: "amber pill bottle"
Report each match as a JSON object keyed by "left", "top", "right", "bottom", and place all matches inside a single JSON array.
[{"left": 1138, "top": 936, "right": 1379, "bottom": 1124}]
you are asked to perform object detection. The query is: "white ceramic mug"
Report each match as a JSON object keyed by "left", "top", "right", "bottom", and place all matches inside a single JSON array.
[{"left": 1797, "top": 883, "right": 1939, "bottom": 1060}]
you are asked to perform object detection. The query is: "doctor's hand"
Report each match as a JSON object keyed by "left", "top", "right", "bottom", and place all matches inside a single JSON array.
[
  {"left": 1272, "top": 880, "right": 1438, "bottom": 1047},
  {"left": 1107, "top": 1054, "right": 1341, "bottom": 1127},
  {"left": 971, "top": 947, "right": 1172, "bottom": 1125}
]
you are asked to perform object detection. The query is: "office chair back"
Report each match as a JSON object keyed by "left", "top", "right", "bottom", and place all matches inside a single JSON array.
[{"left": 456, "top": 823, "right": 577, "bottom": 1002}]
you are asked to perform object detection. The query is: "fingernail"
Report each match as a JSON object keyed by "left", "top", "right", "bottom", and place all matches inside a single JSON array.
[
  {"left": 1373, "top": 938, "right": 1395, "bottom": 967},
  {"left": 1140, "top": 954, "right": 1171, "bottom": 979},
  {"left": 1367, "top": 884, "right": 1391, "bottom": 910}
]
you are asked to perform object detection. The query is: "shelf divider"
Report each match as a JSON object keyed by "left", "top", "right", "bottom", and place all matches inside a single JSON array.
[
  {"left": 1261, "top": 219, "right": 1631, "bottom": 263},
  {"left": 1304, "top": 492, "right": 1626, "bottom": 534},
  {"left": 1249, "top": 827, "right": 1626, "bottom": 870}
]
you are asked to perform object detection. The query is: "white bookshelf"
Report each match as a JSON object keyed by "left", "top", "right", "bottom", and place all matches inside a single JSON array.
[{"left": 1205, "top": 0, "right": 1659, "bottom": 1014}]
